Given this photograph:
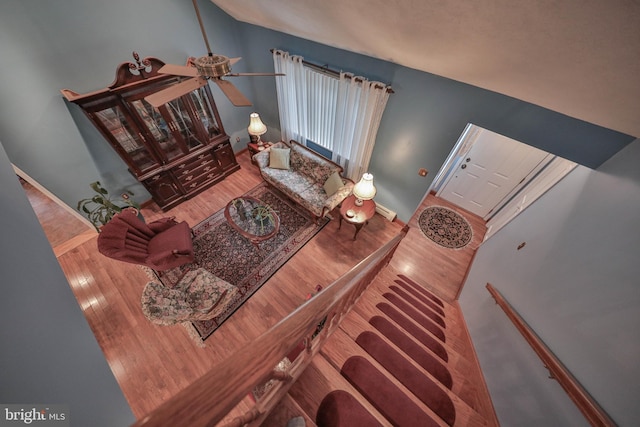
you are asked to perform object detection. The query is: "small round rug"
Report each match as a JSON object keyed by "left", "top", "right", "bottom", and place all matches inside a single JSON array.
[{"left": 418, "top": 206, "right": 472, "bottom": 249}]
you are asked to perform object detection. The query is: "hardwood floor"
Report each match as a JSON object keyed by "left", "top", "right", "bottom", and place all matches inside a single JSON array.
[
  {"left": 23, "top": 151, "right": 488, "bottom": 421},
  {"left": 390, "top": 192, "right": 487, "bottom": 302}
]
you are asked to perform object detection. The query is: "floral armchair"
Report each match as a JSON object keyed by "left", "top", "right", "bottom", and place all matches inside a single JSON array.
[{"left": 141, "top": 268, "right": 238, "bottom": 326}]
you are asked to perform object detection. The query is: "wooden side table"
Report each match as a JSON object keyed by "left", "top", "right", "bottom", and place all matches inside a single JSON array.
[
  {"left": 247, "top": 141, "right": 273, "bottom": 165},
  {"left": 339, "top": 195, "right": 376, "bottom": 240}
]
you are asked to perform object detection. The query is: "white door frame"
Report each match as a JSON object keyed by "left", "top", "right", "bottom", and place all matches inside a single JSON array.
[
  {"left": 483, "top": 156, "right": 576, "bottom": 241},
  {"left": 427, "top": 123, "right": 576, "bottom": 242}
]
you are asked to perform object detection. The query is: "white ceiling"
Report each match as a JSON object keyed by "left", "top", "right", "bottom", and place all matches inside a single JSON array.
[{"left": 211, "top": 0, "right": 640, "bottom": 137}]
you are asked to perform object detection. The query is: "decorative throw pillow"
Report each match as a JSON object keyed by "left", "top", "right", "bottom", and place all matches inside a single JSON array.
[
  {"left": 323, "top": 171, "right": 344, "bottom": 196},
  {"left": 269, "top": 147, "right": 291, "bottom": 170}
]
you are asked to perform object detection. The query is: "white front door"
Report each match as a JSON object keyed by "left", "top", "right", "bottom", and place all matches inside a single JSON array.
[{"left": 437, "top": 128, "right": 550, "bottom": 218}]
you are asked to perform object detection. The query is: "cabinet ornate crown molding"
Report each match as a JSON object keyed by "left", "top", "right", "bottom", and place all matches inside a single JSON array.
[{"left": 62, "top": 51, "right": 240, "bottom": 211}]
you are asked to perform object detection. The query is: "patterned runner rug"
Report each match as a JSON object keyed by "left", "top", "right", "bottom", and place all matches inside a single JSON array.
[
  {"left": 418, "top": 206, "right": 472, "bottom": 249},
  {"left": 152, "top": 182, "right": 328, "bottom": 341}
]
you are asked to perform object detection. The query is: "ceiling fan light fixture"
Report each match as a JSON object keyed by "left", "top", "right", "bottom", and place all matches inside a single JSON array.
[{"left": 194, "top": 54, "right": 231, "bottom": 78}]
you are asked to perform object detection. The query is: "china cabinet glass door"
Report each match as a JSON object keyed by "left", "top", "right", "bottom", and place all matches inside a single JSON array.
[
  {"left": 190, "top": 86, "right": 221, "bottom": 139},
  {"left": 164, "top": 96, "right": 206, "bottom": 152},
  {"left": 93, "top": 104, "right": 161, "bottom": 174}
]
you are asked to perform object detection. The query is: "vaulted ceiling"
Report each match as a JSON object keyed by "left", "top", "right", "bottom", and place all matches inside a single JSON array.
[{"left": 211, "top": 0, "right": 640, "bottom": 137}]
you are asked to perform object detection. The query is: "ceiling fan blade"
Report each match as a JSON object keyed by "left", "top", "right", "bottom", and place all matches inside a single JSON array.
[
  {"left": 158, "top": 63, "right": 199, "bottom": 77},
  {"left": 145, "top": 77, "right": 207, "bottom": 108},
  {"left": 227, "top": 72, "right": 286, "bottom": 77},
  {"left": 229, "top": 57, "right": 242, "bottom": 66},
  {"left": 213, "top": 79, "right": 252, "bottom": 107}
]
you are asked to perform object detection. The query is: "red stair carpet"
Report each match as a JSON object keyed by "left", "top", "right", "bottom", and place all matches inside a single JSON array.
[
  {"left": 316, "top": 390, "right": 382, "bottom": 427},
  {"left": 356, "top": 331, "right": 456, "bottom": 426},
  {"left": 373, "top": 306, "right": 449, "bottom": 362},
  {"left": 368, "top": 316, "right": 452, "bottom": 389},
  {"left": 341, "top": 356, "right": 440, "bottom": 427}
]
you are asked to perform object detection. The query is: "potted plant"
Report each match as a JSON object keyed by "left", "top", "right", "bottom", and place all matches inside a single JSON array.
[
  {"left": 77, "top": 181, "right": 140, "bottom": 231},
  {"left": 251, "top": 204, "right": 276, "bottom": 233}
]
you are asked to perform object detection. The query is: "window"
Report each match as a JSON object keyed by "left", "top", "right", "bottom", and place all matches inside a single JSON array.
[{"left": 273, "top": 50, "right": 391, "bottom": 181}]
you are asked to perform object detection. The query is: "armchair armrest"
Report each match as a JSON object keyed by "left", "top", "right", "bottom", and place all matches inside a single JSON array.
[
  {"left": 254, "top": 141, "right": 288, "bottom": 170},
  {"left": 147, "top": 216, "right": 179, "bottom": 233},
  {"left": 324, "top": 178, "right": 354, "bottom": 214}
]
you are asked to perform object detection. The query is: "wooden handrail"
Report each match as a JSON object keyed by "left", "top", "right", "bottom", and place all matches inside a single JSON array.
[
  {"left": 486, "top": 283, "right": 617, "bottom": 427},
  {"left": 133, "top": 226, "right": 409, "bottom": 427}
]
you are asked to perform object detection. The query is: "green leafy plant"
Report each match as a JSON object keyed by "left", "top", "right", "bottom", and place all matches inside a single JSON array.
[
  {"left": 77, "top": 181, "right": 140, "bottom": 231},
  {"left": 251, "top": 204, "right": 276, "bottom": 232}
]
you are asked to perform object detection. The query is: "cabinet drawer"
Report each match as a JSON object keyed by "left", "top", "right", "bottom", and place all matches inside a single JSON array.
[
  {"left": 179, "top": 169, "right": 221, "bottom": 192},
  {"left": 174, "top": 152, "right": 216, "bottom": 174},
  {"left": 176, "top": 161, "right": 222, "bottom": 185}
]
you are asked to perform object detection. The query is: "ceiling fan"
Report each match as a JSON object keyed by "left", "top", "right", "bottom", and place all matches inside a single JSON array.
[{"left": 145, "top": 0, "right": 283, "bottom": 108}]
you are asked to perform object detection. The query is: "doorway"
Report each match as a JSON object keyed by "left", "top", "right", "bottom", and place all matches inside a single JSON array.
[{"left": 431, "top": 124, "right": 576, "bottom": 241}]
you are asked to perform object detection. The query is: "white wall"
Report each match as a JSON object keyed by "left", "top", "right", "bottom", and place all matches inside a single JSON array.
[{"left": 460, "top": 138, "right": 640, "bottom": 425}]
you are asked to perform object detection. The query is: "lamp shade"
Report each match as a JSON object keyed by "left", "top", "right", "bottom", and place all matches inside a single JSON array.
[
  {"left": 353, "top": 173, "right": 377, "bottom": 201},
  {"left": 247, "top": 112, "right": 267, "bottom": 136}
]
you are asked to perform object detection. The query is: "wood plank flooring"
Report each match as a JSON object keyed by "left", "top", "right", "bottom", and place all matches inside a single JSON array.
[{"left": 22, "top": 151, "right": 490, "bottom": 422}]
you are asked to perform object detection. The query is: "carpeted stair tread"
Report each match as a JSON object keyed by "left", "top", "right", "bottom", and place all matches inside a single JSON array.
[
  {"left": 325, "top": 327, "right": 489, "bottom": 426},
  {"left": 351, "top": 291, "right": 475, "bottom": 362},
  {"left": 341, "top": 356, "right": 441, "bottom": 427},
  {"left": 369, "top": 316, "right": 452, "bottom": 389},
  {"left": 287, "top": 355, "right": 392, "bottom": 426},
  {"left": 367, "top": 316, "right": 483, "bottom": 411},
  {"left": 355, "top": 332, "right": 456, "bottom": 426},
  {"left": 389, "top": 285, "right": 446, "bottom": 327},
  {"left": 393, "top": 279, "right": 446, "bottom": 317},
  {"left": 397, "top": 274, "right": 445, "bottom": 307},
  {"left": 317, "top": 390, "right": 383, "bottom": 427},
  {"left": 376, "top": 302, "right": 449, "bottom": 361},
  {"left": 340, "top": 311, "right": 478, "bottom": 400},
  {"left": 381, "top": 293, "right": 446, "bottom": 342}
]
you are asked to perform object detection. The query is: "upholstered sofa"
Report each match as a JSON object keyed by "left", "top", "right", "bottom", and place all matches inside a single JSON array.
[{"left": 253, "top": 140, "right": 354, "bottom": 221}]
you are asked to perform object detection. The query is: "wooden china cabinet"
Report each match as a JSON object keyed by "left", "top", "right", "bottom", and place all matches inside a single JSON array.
[{"left": 62, "top": 52, "right": 240, "bottom": 211}]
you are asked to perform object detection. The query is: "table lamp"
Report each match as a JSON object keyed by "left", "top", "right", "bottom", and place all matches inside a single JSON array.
[
  {"left": 247, "top": 112, "right": 267, "bottom": 145},
  {"left": 353, "top": 173, "right": 376, "bottom": 206}
]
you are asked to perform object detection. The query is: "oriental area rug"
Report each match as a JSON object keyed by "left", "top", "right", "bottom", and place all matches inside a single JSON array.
[
  {"left": 148, "top": 182, "right": 328, "bottom": 341},
  {"left": 418, "top": 206, "right": 472, "bottom": 250}
]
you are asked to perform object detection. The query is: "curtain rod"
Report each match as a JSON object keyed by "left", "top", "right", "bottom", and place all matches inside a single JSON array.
[{"left": 271, "top": 49, "right": 394, "bottom": 94}]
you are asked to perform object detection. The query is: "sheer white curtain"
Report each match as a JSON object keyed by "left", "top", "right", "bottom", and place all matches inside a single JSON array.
[
  {"left": 273, "top": 50, "right": 390, "bottom": 181},
  {"left": 333, "top": 72, "right": 390, "bottom": 181},
  {"left": 273, "top": 50, "right": 306, "bottom": 143}
]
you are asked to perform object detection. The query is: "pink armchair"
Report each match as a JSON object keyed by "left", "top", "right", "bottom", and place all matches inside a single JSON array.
[{"left": 97, "top": 208, "right": 194, "bottom": 271}]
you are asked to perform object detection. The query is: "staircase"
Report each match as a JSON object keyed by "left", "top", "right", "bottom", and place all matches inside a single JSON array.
[{"left": 268, "top": 266, "right": 498, "bottom": 427}]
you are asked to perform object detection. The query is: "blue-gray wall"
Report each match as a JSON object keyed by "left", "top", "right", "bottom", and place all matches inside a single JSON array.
[
  {"left": 0, "top": 142, "right": 134, "bottom": 425},
  {"left": 460, "top": 138, "right": 640, "bottom": 426}
]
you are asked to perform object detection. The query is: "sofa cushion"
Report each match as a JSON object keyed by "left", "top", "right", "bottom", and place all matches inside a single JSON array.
[
  {"left": 269, "top": 147, "right": 291, "bottom": 170},
  {"left": 323, "top": 171, "right": 344, "bottom": 196},
  {"left": 290, "top": 143, "right": 337, "bottom": 183}
]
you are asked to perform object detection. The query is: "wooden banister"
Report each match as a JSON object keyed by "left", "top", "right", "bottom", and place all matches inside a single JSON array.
[
  {"left": 133, "top": 226, "right": 409, "bottom": 427},
  {"left": 486, "top": 283, "right": 617, "bottom": 427}
]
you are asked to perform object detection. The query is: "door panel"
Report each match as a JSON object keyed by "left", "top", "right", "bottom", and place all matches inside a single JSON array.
[{"left": 438, "top": 129, "right": 549, "bottom": 217}]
